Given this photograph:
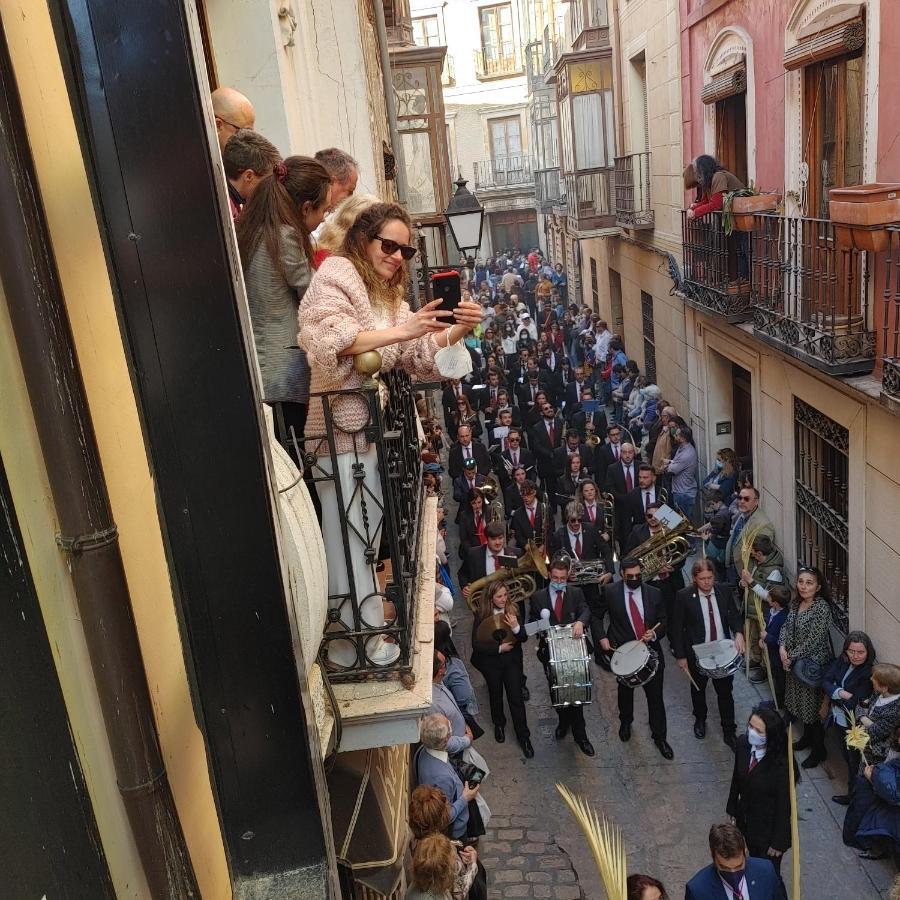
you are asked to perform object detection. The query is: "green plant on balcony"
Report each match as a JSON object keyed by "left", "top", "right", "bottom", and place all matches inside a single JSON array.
[{"left": 722, "top": 183, "right": 781, "bottom": 236}]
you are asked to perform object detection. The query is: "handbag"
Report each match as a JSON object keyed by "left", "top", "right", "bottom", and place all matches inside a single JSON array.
[{"left": 789, "top": 607, "right": 826, "bottom": 689}]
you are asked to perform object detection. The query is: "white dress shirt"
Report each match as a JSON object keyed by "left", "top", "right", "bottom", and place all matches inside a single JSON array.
[
  {"left": 566, "top": 528, "right": 582, "bottom": 559},
  {"left": 699, "top": 591, "right": 726, "bottom": 643},
  {"left": 718, "top": 874, "right": 748, "bottom": 899}
]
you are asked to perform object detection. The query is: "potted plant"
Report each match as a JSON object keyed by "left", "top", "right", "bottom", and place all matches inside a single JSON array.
[
  {"left": 722, "top": 185, "right": 781, "bottom": 236},
  {"left": 830, "top": 183, "right": 900, "bottom": 253}
]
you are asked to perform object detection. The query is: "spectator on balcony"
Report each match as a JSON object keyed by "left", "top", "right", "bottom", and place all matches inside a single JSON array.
[
  {"left": 414, "top": 715, "right": 480, "bottom": 839},
  {"left": 683, "top": 154, "right": 744, "bottom": 220},
  {"left": 298, "top": 203, "right": 481, "bottom": 668},
  {"left": 314, "top": 147, "right": 359, "bottom": 204},
  {"left": 211, "top": 86, "right": 255, "bottom": 150},
  {"left": 237, "top": 156, "right": 332, "bottom": 457},
  {"left": 222, "top": 129, "right": 281, "bottom": 219},
  {"left": 313, "top": 192, "right": 380, "bottom": 268}
]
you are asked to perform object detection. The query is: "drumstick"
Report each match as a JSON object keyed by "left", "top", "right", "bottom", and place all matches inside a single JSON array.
[{"left": 679, "top": 664, "right": 701, "bottom": 692}]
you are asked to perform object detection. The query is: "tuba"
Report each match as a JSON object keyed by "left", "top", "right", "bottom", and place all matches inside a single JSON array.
[
  {"left": 629, "top": 517, "right": 693, "bottom": 581},
  {"left": 466, "top": 540, "right": 548, "bottom": 613},
  {"left": 557, "top": 553, "right": 607, "bottom": 585},
  {"left": 475, "top": 474, "right": 505, "bottom": 525}
]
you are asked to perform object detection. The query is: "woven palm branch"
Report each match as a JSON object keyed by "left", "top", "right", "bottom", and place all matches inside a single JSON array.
[
  {"left": 739, "top": 523, "right": 764, "bottom": 676},
  {"left": 557, "top": 783, "right": 627, "bottom": 900},
  {"left": 846, "top": 710, "right": 871, "bottom": 765}
]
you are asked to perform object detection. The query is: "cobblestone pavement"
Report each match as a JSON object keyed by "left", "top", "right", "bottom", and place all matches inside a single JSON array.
[{"left": 441, "top": 503, "right": 892, "bottom": 898}]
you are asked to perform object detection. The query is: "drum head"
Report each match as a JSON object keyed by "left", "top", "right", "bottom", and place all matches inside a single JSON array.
[
  {"left": 696, "top": 639, "right": 736, "bottom": 667},
  {"left": 610, "top": 640, "right": 650, "bottom": 676}
]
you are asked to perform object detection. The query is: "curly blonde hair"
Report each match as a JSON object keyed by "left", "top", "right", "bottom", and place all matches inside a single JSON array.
[
  {"left": 410, "top": 833, "right": 456, "bottom": 893},
  {"left": 316, "top": 193, "right": 381, "bottom": 253}
]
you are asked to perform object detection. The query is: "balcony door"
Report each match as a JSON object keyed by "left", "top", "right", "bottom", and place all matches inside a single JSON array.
[
  {"left": 715, "top": 92, "right": 747, "bottom": 186},
  {"left": 480, "top": 4, "right": 515, "bottom": 68},
  {"left": 490, "top": 116, "right": 523, "bottom": 182}
]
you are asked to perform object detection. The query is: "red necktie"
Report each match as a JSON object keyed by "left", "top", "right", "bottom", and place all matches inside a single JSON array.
[
  {"left": 548, "top": 422, "right": 556, "bottom": 445},
  {"left": 614, "top": 445, "right": 620, "bottom": 460},
  {"left": 512, "top": 452, "right": 518, "bottom": 466},
  {"left": 625, "top": 466, "right": 633, "bottom": 491},
  {"left": 503, "top": 438, "right": 508, "bottom": 451},
  {"left": 554, "top": 590, "right": 564, "bottom": 622},
  {"left": 588, "top": 505, "right": 595, "bottom": 523},
  {"left": 574, "top": 534, "right": 582, "bottom": 557},
  {"left": 749, "top": 751, "right": 759, "bottom": 773},
  {"left": 645, "top": 491, "right": 651, "bottom": 508},
  {"left": 465, "top": 446, "right": 471, "bottom": 460},
  {"left": 527, "top": 506, "right": 535, "bottom": 527},
  {"left": 491, "top": 553, "right": 499, "bottom": 571},
  {"left": 628, "top": 591, "right": 645, "bottom": 639},
  {"left": 706, "top": 594, "right": 718, "bottom": 641}
]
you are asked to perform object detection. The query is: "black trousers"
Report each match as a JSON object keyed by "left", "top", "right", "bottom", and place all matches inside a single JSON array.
[
  {"left": 473, "top": 654, "right": 530, "bottom": 741},
  {"left": 538, "top": 644, "right": 587, "bottom": 741},
  {"left": 689, "top": 666, "right": 736, "bottom": 732},
  {"left": 617, "top": 665, "right": 667, "bottom": 739}
]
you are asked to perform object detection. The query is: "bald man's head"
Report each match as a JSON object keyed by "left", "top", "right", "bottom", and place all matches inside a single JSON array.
[{"left": 211, "top": 87, "right": 255, "bottom": 149}]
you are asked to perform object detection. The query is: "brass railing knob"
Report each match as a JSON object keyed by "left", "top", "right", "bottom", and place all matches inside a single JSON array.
[{"left": 354, "top": 350, "right": 382, "bottom": 389}]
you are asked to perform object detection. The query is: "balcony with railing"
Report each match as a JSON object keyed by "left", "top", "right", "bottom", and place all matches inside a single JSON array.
[
  {"left": 542, "top": 26, "right": 560, "bottom": 77},
  {"left": 565, "top": 168, "right": 615, "bottom": 230},
  {"left": 535, "top": 167, "right": 565, "bottom": 210},
  {"left": 441, "top": 52, "right": 455, "bottom": 87},
  {"left": 474, "top": 42, "right": 523, "bottom": 80},
  {"left": 750, "top": 214, "right": 875, "bottom": 375},
  {"left": 680, "top": 210, "right": 753, "bottom": 321},
  {"left": 614, "top": 152, "right": 653, "bottom": 229},
  {"left": 473, "top": 154, "right": 534, "bottom": 192},
  {"left": 881, "top": 227, "right": 900, "bottom": 401}
]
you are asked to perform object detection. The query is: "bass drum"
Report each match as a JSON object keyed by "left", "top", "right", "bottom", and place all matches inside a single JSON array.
[
  {"left": 610, "top": 640, "right": 659, "bottom": 688},
  {"left": 547, "top": 624, "right": 592, "bottom": 707}
]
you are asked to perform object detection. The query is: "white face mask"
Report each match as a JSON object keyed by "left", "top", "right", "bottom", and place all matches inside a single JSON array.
[{"left": 747, "top": 726, "right": 767, "bottom": 748}]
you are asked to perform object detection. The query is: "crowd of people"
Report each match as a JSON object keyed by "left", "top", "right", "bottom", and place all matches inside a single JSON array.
[{"left": 217, "top": 87, "right": 900, "bottom": 895}]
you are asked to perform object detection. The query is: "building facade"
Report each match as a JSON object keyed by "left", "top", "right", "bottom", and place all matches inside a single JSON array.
[
  {"left": 674, "top": 0, "right": 900, "bottom": 640},
  {"left": 409, "top": 0, "right": 539, "bottom": 256}
]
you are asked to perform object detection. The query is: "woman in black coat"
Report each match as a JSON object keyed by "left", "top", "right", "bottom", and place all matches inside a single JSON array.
[
  {"left": 727, "top": 706, "right": 791, "bottom": 889},
  {"left": 824, "top": 630, "right": 876, "bottom": 806}
]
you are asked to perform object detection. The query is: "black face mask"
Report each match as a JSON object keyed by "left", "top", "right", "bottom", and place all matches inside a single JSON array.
[{"left": 623, "top": 575, "right": 642, "bottom": 590}]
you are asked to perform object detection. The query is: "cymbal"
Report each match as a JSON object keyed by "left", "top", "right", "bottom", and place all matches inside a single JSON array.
[{"left": 475, "top": 613, "right": 515, "bottom": 646}]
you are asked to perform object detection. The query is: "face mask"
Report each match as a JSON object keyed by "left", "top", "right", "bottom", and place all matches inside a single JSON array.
[
  {"left": 747, "top": 726, "right": 767, "bottom": 747},
  {"left": 668, "top": 426, "right": 677, "bottom": 437},
  {"left": 715, "top": 459, "right": 724, "bottom": 470},
  {"left": 623, "top": 575, "right": 642, "bottom": 590},
  {"left": 549, "top": 580, "right": 567, "bottom": 593},
  {"left": 718, "top": 868, "right": 746, "bottom": 893}
]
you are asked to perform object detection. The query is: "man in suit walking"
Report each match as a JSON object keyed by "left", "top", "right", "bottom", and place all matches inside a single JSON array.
[
  {"left": 448, "top": 424, "right": 491, "bottom": 479},
  {"left": 593, "top": 422, "right": 624, "bottom": 482},
  {"left": 672, "top": 559, "right": 745, "bottom": 749},
  {"left": 528, "top": 555, "right": 595, "bottom": 756},
  {"left": 685, "top": 823, "right": 782, "bottom": 899},
  {"left": 623, "top": 464, "right": 664, "bottom": 536},
  {"left": 605, "top": 441, "right": 640, "bottom": 550},
  {"left": 598, "top": 558, "right": 673, "bottom": 759},
  {"left": 511, "top": 480, "right": 547, "bottom": 550},
  {"left": 530, "top": 401, "right": 564, "bottom": 511}
]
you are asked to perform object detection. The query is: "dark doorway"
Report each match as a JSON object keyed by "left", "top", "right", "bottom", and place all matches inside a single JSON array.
[
  {"left": 0, "top": 453, "right": 114, "bottom": 896},
  {"left": 716, "top": 92, "right": 748, "bottom": 186},
  {"left": 732, "top": 362, "right": 753, "bottom": 465}
]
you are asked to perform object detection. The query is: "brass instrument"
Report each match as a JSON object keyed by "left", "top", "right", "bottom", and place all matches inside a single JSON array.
[
  {"left": 586, "top": 433, "right": 601, "bottom": 448},
  {"left": 629, "top": 516, "right": 693, "bottom": 581},
  {"left": 599, "top": 490, "right": 617, "bottom": 540},
  {"left": 477, "top": 473, "right": 505, "bottom": 525},
  {"left": 466, "top": 540, "right": 548, "bottom": 613},
  {"left": 475, "top": 612, "right": 518, "bottom": 647},
  {"left": 558, "top": 553, "right": 607, "bottom": 585}
]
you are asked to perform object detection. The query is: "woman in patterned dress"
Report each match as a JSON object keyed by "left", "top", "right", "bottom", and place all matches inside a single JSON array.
[{"left": 779, "top": 566, "right": 835, "bottom": 768}]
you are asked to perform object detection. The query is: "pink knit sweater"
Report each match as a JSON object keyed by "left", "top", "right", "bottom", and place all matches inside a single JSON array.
[{"left": 298, "top": 256, "right": 440, "bottom": 454}]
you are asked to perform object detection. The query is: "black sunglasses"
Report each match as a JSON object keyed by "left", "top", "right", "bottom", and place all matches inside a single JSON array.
[{"left": 375, "top": 235, "right": 417, "bottom": 261}]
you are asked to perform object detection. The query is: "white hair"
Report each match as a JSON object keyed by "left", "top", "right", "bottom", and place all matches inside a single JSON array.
[{"left": 420, "top": 713, "right": 451, "bottom": 750}]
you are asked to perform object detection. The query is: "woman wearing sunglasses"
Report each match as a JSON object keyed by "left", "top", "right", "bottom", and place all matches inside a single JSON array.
[{"left": 299, "top": 202, "right": 481, "bottom": 668}]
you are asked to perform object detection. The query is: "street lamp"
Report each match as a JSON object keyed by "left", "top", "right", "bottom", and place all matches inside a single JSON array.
[{"left": 444, "top": 176, "right": 485, "bottom": 256}]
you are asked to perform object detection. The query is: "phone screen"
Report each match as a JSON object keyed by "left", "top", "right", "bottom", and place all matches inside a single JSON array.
[{"left": 431, "top": 270, "right": 462, "bottom": 324}]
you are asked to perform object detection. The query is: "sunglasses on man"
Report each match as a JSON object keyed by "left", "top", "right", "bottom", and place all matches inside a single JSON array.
[{"left": 375, "top": 235, "right": 417, "bottom": 260}]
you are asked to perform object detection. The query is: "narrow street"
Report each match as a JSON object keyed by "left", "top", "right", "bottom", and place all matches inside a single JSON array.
[{"left": 443, "top": 504, "right": 892, "bottom": 899}]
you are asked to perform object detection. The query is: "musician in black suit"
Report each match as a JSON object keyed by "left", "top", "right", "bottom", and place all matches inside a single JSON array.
[
  {"left": 510, "top": 480, "right": 547, "bottom": 549},
  {"left": 498, "top": 428, "right": 535, "bottom": 480},
  {"left": 457, "top": 489, "right": 489, "bottom": 580},
  {"left": 479, "top": 368, "right": 505, "bottom": 420},
  {"left": 441, "top": 379, "right": 472, "bottom": 430},
  {"left": 515, "top": 369, "right": 544, "bottom": 411},
  {"left": 448, "top": 424, "right": 491, "bottom": 479},
  {"left": 552, "top": 430, "right": 593, "bottom": 486},
  {"left": 672, "top": 559, "right": 745, "bottom": 747},
  {"left": 622, "top": 464, "right": 664, "bottom": 536},
  {"left": 604, "top": 442, "right": 640, "bottom": 549},
  {"left": 529, "top": 401, "right": 563, "bottom": 498},
  {"left": 598, "top": 558, "right": 673, "bottom": 759},
  {"left": 562, "top": 367, "right": 594, "bottom": 411},
  {"left": 593, "top": 422, "right": 625, "bottom": 483},
  {"left": 528, "top": 555, "right": 595, "bottom": 756},
  {"left": 568, "top": 387, "right": 609, "bottom": 441}
]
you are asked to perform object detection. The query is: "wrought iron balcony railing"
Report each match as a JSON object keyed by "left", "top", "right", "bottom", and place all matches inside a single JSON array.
[
  {"left": 614, "top": 152, "right": 653, "bottom": 229},
  {"left": 474, "top": 42, "right": 523, "bottom": 79},
  {"left": 881, "top": 227, "right": 900, "bottom": 401},
  {"left": 565, "top": 168, "right": 615, "bottom": 227},
  {"left": 750, "top": 213, "right": 875, "bottom": 375},
  {"left": 680, "top": 210, "right": 753, "bottom": 321},
  {"left": 473, "top": 155, "right": 534, "bottom": 191},
  {"left": 441, "top": 53, "right": 455, "bottom": 87},
  {"left": 289, "top": 369, "right": 426, "bottom": 682},
  {"left": 535, "top": 166, "right": 565, "bottom": 209}
]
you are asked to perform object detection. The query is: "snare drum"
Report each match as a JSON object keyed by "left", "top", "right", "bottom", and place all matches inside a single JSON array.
[
  {"left": 694, "top": 639, "right": 742, "bottom": 679},
  {"left": 610, "top": 640, "right": 659, "bottom": 688},
  {"left": 547, "top": 625, "right": 592, "bottom": 707}
]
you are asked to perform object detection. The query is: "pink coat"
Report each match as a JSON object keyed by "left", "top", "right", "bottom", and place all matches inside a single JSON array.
[{"left": 298, "top": 255, "right": 440, "bottom": 454}]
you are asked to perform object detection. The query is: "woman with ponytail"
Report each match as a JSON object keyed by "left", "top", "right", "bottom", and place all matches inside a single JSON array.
[{"left": 236, "top": 155, "right": 332, "bottom": 449}]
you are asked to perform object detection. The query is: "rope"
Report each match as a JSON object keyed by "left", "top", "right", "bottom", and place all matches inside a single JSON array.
[{"left": 340, "top": 748, "right": 373, "bottom": 859}]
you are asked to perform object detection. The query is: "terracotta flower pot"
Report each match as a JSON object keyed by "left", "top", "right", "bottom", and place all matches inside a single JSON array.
[
  {"left": 731, "top": 193, "right": 780, "bottom": 231},
  {"left": 830, "top": 184, "right": 900, "bottom": 252}
]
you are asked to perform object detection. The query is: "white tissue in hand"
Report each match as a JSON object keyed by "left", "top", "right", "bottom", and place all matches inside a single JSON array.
[{"left": 541, "top": 608, "right": 551, "bottom": 619}]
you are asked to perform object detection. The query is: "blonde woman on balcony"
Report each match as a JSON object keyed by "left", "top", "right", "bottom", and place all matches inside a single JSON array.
[{"left": 299, "top": 203, "right": 481, "bottom": 668}]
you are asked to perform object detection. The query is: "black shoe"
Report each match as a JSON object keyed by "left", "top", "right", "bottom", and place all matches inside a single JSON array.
[
  {"left": 494, "top": 725, "right": 506, "bottom": 743},
  {"left": 859, "top": 849, "right": 887, "bottom": 860},
  {"left": 792, "top": 734, "right": 811, "bottom": 752},
  {"left": 521, "top": 685, "right": 530, "bottom": 702},
  {"left": 576, "top": 738, "right": 595, "bottom": 757},
  {"left": 618, "top": 723, "right": 631, "bottom": 742},
  {"left": 555, "top": 724, "right": 569, "bottom": 740},
  {"left": 749, "top": 668, "right": 767, "bottom": 684},
  {"left": 723, "top": 731, "right": 738, "bottom": 751},
  {"left": 521, "top": 738, "right": 534, "bottom": 758},
  {"left": 832, "top": 794, "right": 851, "bottom": 806},
  {"left": 802, "top": 749, "right": 826, "bottom": 769},
  {"left": 694, "top": 719, "right": 707, "bottom": 739},
  {"left": 654, "top": 738, "right": 674, "bottom": 760}
]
